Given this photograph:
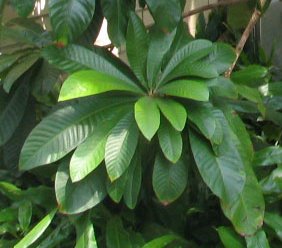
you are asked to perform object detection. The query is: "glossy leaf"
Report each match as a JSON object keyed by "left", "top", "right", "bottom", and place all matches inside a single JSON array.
[
  {"left": 245, "top": 230, "right": 270, "bottom": 248},
  {"left": 156, "top": 98, "right": 187, "bottom": 131},
  {"left": 14, "top": 209, "right": 57, "bottom": 248},
  {"left": 18, "top": 200, "right": 32, "bottom": 232},
  {"left": 158, "top": 120, "right": 182, "bottom": 163},
  {"left": 105, "top": 113, "right": 139, "bottom": 181},
  {"left": 55, "top": 161, "right": 107, "bottom": 214},
  {"left": 49, "top": 0, "right": 95, "bottom": 43},
  {"left": 217, "top": 226, "right": 245, "bottom": 248},
  {"left": 142, "top": 234, "right": 178, "bottom": 248},
  {"left": 126, "top": 11, "right": 149, "bottom": 85},
  {"left": 135, "top": 96, "right": 160, "bottom": 140},
  {"left": 59, "top": 70, "right": 143, "bottom": 101},
  {"left": 253, "top": 146, "right": 282, "bottom": 166},
  {"left": 106, "top": 217, "right": 131, "bottom": 248},
  {"left": 158, "top": 80, "right": 209, "bottom": 101},
  {"left": 153, "top": 154, "right": 188, "bottom": 204},
  {"left": 20, "top": 97, "right": 134, "bottom": 171}
]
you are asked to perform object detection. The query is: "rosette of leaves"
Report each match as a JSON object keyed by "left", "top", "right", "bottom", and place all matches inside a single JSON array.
[{"left": 19, "top": 10, "right": 265, "bottom": 243}]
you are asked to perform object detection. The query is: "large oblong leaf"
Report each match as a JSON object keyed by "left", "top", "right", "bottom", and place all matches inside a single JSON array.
[
  {"left": 158, "top": 80, "right": 209, "bottom": 101},
  {"left": 153, "top": 154, "right": 188, "bottom": 204},
  {"left": 49, "top": 0, "right": 96, "bottom": 43},
  {"left": 105, "top": 113, "right": 139, "bottom": 181},
  {"left": 134, "top": 96, "right": 160, "bottom": 141},
  {"left": 59, "top": 70, "right": 143, "bottom": 101},
  {"left": 55, "top": 161, "right": 107, "bottom": 214},
  {"left": 156, "top": 98, "right": 187, "bottom": 131},
  {"left": 19, "top": 97, "right": 134, "bottom": 171}
]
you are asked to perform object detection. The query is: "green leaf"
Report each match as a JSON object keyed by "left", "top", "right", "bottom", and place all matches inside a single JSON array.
[
  {"left": 59, "top": 70, "right": 143, "bottom": 101},
  {"left": 237, "top": 85, "right": 263, "bottom": 104},
  {"left": 207, "top": 43, "right": 236, "bottom": 74},
  {"left": 70, "top": 106, "right": 131, "bottom": 182},
  {"left": 11, "top": 0, "right": 36, "bottom": 17},
  {"left": 153, "top": 154, "right": 188, "bottom": 204},
  {"left": 106, "top": 217, "right": 131, "bottom": 248},
  {"left": 160, "top": 39, "right": 213, "bottom": 83},
  {"left": 18, "top": 200, "right": 32, "bottom": 232},
  {"left": 231, "top": 65, "right": 268, "bottom": 86},
  {"left": 147, "top": 26, "right": 176, "bottom": 88},
  {"left": 142, "top": 234, "right": 178, "bottom": 248},
  {"left": 123, "top": 151, "right": 142, "bottom": 209},
  {"left": 107, "top": 170, "right": 128, "bottom": 203},
  {"left": 208, "top": 77, "right": 238, "bottom": 99},
  {"left": 158, "top": 119, "right": 182, "bottom": 163},
  {"left": 49, "top": 0, "right": 95, "bottom": 43},
  {"left": 156, "top": 98, "right": 187, "bottom": 131},
  {"left": 245, "top": 230, "right": 270, "bottom": 248},
  {"left": 158, "top": 80, "right": 209, "bottom": 101},
  {"left": 217, "top": 226, "right": 245, "bottom": 248},
  {"left": 253, "top": 146, "right": 282, "bottom": 166},
  {"left": 14, "top": 209, "right": 57, "bottom": 248},
  {"left": 3, "top": 53, "right": 39, "bottom": 92},
  {"left": 0, "top": 83, "right": 29, "bottom": 146},
  {"left": 126, "top": 11, "right": 149, "bottom": 85},
  {"left": 19, "top": 96, "right": 134, "bottom": 171},
  {"left": 101, "top": 0, "right": 131, "bottom": 46},
  {"left": 268, "top": 82, "right": 282, "bottom": 96},
  {"left": 55, "top": 161, "right": 107, "bottom": 214},
  {"left": 105, "top": 113, "right": 139, "bottom": 181},
  {"left": 260, "top": 167, "right": 282, "bottom": 195},
  {"left": 189, "top": 110, "right": 246, "bottom": 203},
  {"left": 134, "top": 96, "right": 160, "bottom": 140},
  {"left": 0, "top": 51, "right": 29, "bottom": 74},
  {"left": 146, "top": 0, "right": 181, "bottom": 32},
  {"left": 74, "top": 213, "right": 98, "bottom": 248},
  {"left": 264, "top": 212, "right": 282, "bottom": 241}
]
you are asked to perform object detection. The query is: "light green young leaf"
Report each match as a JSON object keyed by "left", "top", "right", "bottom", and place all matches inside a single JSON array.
[
  {"left": 217, "top": 226, "right": 245, "bottom": 248},
  {"left": 245, "top": 230, "right": 270, "bottom": 248},
  {"left": 59, "top": 70, "right": 143, "bottom": 101},
  {"left": 135, "top": 96, "right": 160, "bottom": 140},
  {"left": 18, "top": 200, "right": 32, "bottom": 232},
  {"left": 142, "top": 234, "right": 178, "bottom": 248}
]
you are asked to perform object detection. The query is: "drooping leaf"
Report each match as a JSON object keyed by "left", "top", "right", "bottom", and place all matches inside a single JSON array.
[
  {"left": 107, "top": 170, "right": 128, "bottom": 203},
  {"left": 105, "top": 113, "right": 139, "bottom": 181},
  {"left": 70, "top": 106, "right": 131, "bottom": 182},
  {"left": 253, "top": 146, "right": 282, "bottom": 166},
  {"left": 134, "top": 96, "right": 160, "bottom": 141},
  {"left": 217, "top": 226, "right": 245, "bottom": 248},
  {"left": 264, "top": 212, "right": 282, "bottom": 241},
  {"left": 55, "top": 161, "right": 107, "bottom": 214},
  {"left": 18, "top": 200, "right": 32, "bottom": 232},
  {"left": 0, "top": 50, "right": 29, "bottom": 74},
  {"left": 208, "top": 76, "right": 238, "bottom": 99},
  {"left": 14, "top": 209, "right": 57, "bottom": 248},
  {"left": 11, "top": 0, "right": 36, "bottom": 17},
  {"left": 156, "top": 98, "right": 187, "bottom": 131},
  {"left": 158, "top": 119, "right": 182, "bottom": 163},
  {"left": 146, "top": 0, "right": 182, "bottom": 32},
  {"left": 153, "top": 154, "right": 188, "bottom": 204},
  {"left": 49, "top": 0, "right": 96, "bottom": 43},
  {"left": 0, "top": 83, "right": 29, "bottom": 146},
  {"left": 245, "top": 230, "right": 270, "bottom": 248},
  {"left": 158, "top": 80, "right": 209, "bottom": 101},
  {"left": 19, "top": 96, "right": 134, "bottom": 171},
  {"left": 106, "top": 217, "right": 131, "bottom": 248},
  {"left": 126, "top": 11, "right": 149, "bottom": 85},
  {"left": 142, "top": 234, "right": 178, "bottom": 248},
  {"left": 59, "top": 70, "right": 143, "bottom": 101}
]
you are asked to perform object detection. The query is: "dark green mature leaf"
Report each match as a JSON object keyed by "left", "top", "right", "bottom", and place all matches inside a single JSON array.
[
  {"left": 160, "top": 39, "right": 213, "bottom": 83},
  {"left": 142, "top": 234, "right": 178, "bottom": 248},
  {"left": 70, "top": 106, "right": 131, "bottom": 182},
  {"left": 0, "top": 83, "right": 29, "bottom": 146},
  {"left": 153, "top": 154, "right": 187, "bottom": 204},
  {"left": 19, "top": 96, "right": 134, "bottom": 171},
  {"left": 146, "top": 0, "right": 182, "bottom": 32},
  {"left": 107, "top": 170, "right": 128, "bottom": 203},
  {"left": 264, "top": 212, "right": 282, "bottom": 241},
  {"left": 55, "top": 161, "right": 107, "bottom": 214},
  {"left": 268, "top": 82, "right": 282, "bottom": 96},
  {"left": 18, "top": 200, "right": 32, "bottom": 232},
  {"left": 147, "top": 26, "right": 176, "bottom": 89},
  {"left": 11, "top": 0, "right": 36, "bottom": 17},
  {"left": 0, "top": 51, "right": 29, "bottom": 74},
  {"left": 158, "top": 80, "right": 209, "bottom": 101},
  {"left": 189, "top": 110, "right": 246, "bottom": 203},
  {"left": 49, "top": 0, "right": 95, "bottom": 43},
  {"left": 135, "top": 96, "right": 160, "bottom": 140},
  {"left": 156, "top": 98, "right": 187, "bottom": 131},
  {"left": 74, "top": 213, "right": 98, "bottom": 248},
  {"left": 106, "top": 217, "right": 131, "bottom": 248},
  {"left": 14, "top": 209, "right": 57, "bottom": 248},
  {"left": 158, "top": 119, "right": 182, "bottom": 163},
  {"left": 42, "top": 45, "right": 136, "bottom": 85},
  {"left": 126, "top": 11, "right": 149, "bottom": 85},
  {"left": 217, "top": 226, "right": 245, "bottom": 248},
  {"left": 59, "top": 70, "right": 143, "bottom": 101},
  {"left": 101, "top": 0, "right": 131, "bottom": 46},
  {"left": 245, "top": 230, "right": 270, "bottom": 248},
  {"left": 208, "top": 77, "right": 238, "bottom": 99},
  {"left": 253, "top": 146, "right": 282, "bottom": 166},
  {"left": 105, "top": 113, "right": 139, "bottom": 181},
  {"left": 260, "top": 166, "right": 282, "bottom": 195}
]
